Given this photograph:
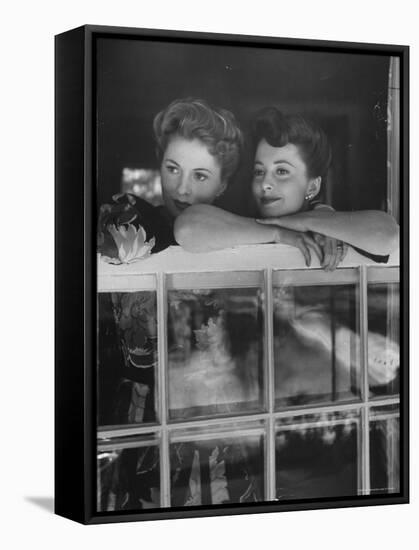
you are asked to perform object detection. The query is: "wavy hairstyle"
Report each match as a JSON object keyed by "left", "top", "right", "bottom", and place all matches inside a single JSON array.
[
  {"left": 251, "top": 106, "right": 332, "bottom": 182},
  {"left": 153, "top": 98, "right": 243, "bottom": 182}
]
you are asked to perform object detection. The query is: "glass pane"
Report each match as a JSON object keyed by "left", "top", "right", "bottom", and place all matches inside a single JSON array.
[
  {"left": 97, "top": 437, "right": 160, "bottom": 512},
  {"left": 167, "top": 287, "right": 264, "bottom": 419},
  {"left": 97, "top": 292, "right": 158, "bottom": 427},
  {"left": 276, "top": 411, "right": 359, "bottom": 500},
  {"left": 368, "top": 283, "right": 400, "bottom": 397},
  {"left": 170, "top": 432, "right": 264, "bottom": 506},
  {"left": 273, "top": 283, "right": 361, "bottom": 407},
  {"left": 370, "top": 405, "right": 400, "bottom": 494}
]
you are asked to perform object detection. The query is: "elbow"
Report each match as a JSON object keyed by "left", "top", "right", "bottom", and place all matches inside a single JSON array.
[
  {"left": 387, "top": 218, "right": 400, "bottom": 255},
  {"left": 373, "top": 212, "right": 400, "bottom": 255},
  {"left": 174, "top": 207, "right": 210, "bottom": 252},
  {"left": 173, "top": 213, "right": 195, "bottom": 250}
]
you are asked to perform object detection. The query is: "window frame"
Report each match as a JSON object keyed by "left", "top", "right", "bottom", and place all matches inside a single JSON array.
[
  {"left": 97, "top": 246, "right": 400, "bottom": 508},
  {"left": 55, "top": 24, "right": 409, "bottom": 524}
]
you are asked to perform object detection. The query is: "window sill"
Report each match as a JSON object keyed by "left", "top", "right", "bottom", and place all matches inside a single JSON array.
[{"left": 98, "top": 243, "right": 399, "bottom": 292}]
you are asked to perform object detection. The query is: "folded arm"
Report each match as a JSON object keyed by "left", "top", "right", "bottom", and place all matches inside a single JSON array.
[
  {"left": 174, "top": 204, "right": 323, "bottom": 265},
  {"left": 257, "top": 210, "right": 399, "bottom": 256},
  {"left": 174, "top": 204, "right": 279, "bottom": 252}
]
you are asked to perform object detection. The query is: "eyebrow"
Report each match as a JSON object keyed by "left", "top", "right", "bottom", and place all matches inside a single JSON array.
[
  {"left": 254, "top": 159, "right": 295, "bottom": 167},
  {"left": 165, "top": 159, "right": 213, "bottom": 174},
  {"left": 194, "top": 168, "right": 213, "bottom": 174}
]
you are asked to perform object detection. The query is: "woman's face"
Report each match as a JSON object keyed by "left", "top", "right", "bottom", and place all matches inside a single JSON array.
[
  {"left": 160, "top": 136, "right": 226, "bottom": 218},
  {"left": 252, "top": 139, "right": 318, "bottom": 218}
]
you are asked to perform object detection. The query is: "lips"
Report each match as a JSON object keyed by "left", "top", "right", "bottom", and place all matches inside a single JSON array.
[
  {"left": 260, "top": 197, "right": 282, "bottom": 206},
  {"left": 174, "top": 200, "right": 192, "bottom": 211}
]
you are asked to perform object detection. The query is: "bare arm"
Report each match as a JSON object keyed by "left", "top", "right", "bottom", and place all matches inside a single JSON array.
[
  {"left": 174, "top": 204, "right": 279, "bottom": 252},
  {"left": 174, "top": 204, "right": 322, "bottom": 265},
  {"left": 257, "top": 210, "right": 399, "bottom": 256}
]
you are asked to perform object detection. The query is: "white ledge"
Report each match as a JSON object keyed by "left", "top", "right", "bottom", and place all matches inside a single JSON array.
[{"left": 97, "top": 244, "right": 399, "bottom": 292}]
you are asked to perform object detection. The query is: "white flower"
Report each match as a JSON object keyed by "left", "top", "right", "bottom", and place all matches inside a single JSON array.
[{"left": 108, "top": 223, "right": 155, "bottom": 263}]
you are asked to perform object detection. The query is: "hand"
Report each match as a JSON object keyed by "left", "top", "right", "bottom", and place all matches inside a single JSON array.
[
  {"left": 312, "top": 233, "right": 348, "bottom": 271},
  {"left": 274, "top": 227, "right": 323, "bottom": 267}
]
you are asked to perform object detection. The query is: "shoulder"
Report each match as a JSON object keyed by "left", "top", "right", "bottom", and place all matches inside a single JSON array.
[
  {"left": 309, "top": 200, "right": 335, "bottom": 212},
  {"left": 129, "top": 198, "right": 176, "bottom": 251}
]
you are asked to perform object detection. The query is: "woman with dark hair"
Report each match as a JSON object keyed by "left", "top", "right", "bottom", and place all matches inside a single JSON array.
[{"left": 175, "top": 106, "right": 399, "bottom": 269}]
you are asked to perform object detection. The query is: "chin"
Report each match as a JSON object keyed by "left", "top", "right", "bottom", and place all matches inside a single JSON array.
[
  {"left": 260, "top": 208, "right": 284, "bottom": 219},
  {"left": 258, "top": 201, "right": 286, "bottom": 219}
]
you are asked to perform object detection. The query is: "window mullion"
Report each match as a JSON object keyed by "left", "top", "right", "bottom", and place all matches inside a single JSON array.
[
  {"left": 359, "top": 266, "right": 371, "bottom": 495},
  {"left": 157, "top": 272, "right": 171, "bottom": 507},
  {"left": 265, "top": 268, "right": 276, "bottom": 501}
]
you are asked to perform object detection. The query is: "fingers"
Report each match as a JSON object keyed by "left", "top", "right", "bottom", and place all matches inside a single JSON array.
[
  {"left": 304, "top": 235, "right": 323, "bottom": 264},
  {"left": 322, "top": 238, "right": 331, "bottom": 270},
  {"left": 331, "top": 241, "right": 348, "bottom": 270},
  {"left": 266, "top": 224, "right": 348, "bottom": 271},
  {"left": 322, "top": 240, "right": 348, "bottom": 271},
  {"left": 329, "top": 246, "right": 341, "bottom": 271},
  {"left": 329, "top": 239, "right": 340, "bottom": 271},
  {"left": 312, "top": 233, "right": 325, "bottom": 263},
  {"left": 341, "top": 242, "right": 349, "bottom": 262},
  {"left": 297, "top": 239, "right": 311, "bottom": 267},
  {"left": 332, "top": 242, "right": 348, "bottom": 270},
  {"left": 297, "top": 234, "right": 324, "bottom": 267},
  {"left": 334, "top": 242, "right": 347, "bottom": 270},
  {"left": 313, "top": 233, "right": 326, "bottom": 246}
]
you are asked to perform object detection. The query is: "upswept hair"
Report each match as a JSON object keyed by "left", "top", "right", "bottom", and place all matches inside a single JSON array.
[
  {"left": 153, "top": 98, "right": 243, "bottom": 182},
  {"left": 252, "top": 106, "right": 332, "bottom": 181}
]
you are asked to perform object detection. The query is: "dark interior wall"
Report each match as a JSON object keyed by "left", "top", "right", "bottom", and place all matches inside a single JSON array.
[{"left": 96, "top": 36, "right": 390, "bottom": 215}]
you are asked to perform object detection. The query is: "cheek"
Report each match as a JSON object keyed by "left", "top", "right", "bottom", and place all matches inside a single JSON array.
[
  {"left": 195, "top": 181, "right": 222, "bottom": 201},
  {"left": 251, "top": 180, "right": 260, "bottom": 197},
  {"left": 285, "top": 182, "right": 305, "bottom": 201},
  {"left": 194, "top": 189, "right": 216, "bottom": 204},
  {"left": 160, "top": 174, "right": 175, "bottom": 193}
]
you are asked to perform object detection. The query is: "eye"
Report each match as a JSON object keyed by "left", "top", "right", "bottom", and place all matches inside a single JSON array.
[
  {"left": 253, "top": 168, "right": 265, "bottom": 178},
  {"left": 194, "top": 171, "right": 208, "bottom": 182},
  {"left": 165, "top": 164, "right": 179, "bottom": 175},
  {"left": 276, "top": 167, "right": 289, "bottom": 176}
]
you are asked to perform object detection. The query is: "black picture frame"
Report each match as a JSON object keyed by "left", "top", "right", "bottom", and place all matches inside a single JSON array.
[{"left": 55, "top": 24, "right": 409, "bottom": 525}]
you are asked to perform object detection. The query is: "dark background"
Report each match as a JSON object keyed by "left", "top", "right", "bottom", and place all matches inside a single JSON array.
[{"left": 96, "top": 37, "right": 390, "bottom": 216}]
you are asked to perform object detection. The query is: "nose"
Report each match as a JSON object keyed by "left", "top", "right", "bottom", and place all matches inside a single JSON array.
[
  {"left": 261, "top": 177, "right": 274, "bottom": 193},
  {"left": 177, "top": 174, "right": 191, "bottom": 196}
]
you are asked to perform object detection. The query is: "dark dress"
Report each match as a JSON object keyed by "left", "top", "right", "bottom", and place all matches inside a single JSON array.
[{"left": 97, "top": 192, "right": 176, "bottom": 262}]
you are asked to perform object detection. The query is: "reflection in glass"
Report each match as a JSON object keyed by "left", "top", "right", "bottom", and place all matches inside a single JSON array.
[
  {"left": 368, "top": 283, "right": 399, "bottom": 397},
  {"left": 276, "top": 411, "right": 359, "bottom": 500},
  {"left": 273, "top": 284, "right": 360, "bottom": 407},
  {"left": 167, "top": 288, "right": 264, "bottom": 419},
  {"left": 97, "top": 441, "right": 160, "bottom": 511},
  {"left": 370, "top": 406, "right": 400, "bottom": 494},
  {"left": 170, "top": 434, "right": 264, "bottom": 506},
  {"left": 97, "top": 292, "right": 158, "bottom": 427}
]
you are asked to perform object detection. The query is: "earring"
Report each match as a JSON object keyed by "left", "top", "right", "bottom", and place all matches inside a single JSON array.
[{"left": 305, "top": 193, "right": 313, "bottom": 201}]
